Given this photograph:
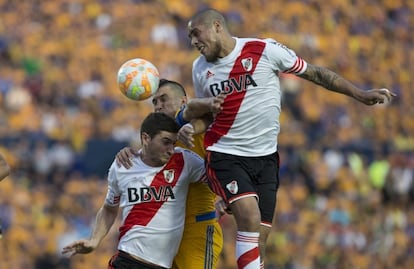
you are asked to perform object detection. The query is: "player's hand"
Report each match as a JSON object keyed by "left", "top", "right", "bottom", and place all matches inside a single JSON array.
[
  {"left": 61, "top": 239, "right": 97, "bottom": 257},
  {"left": 178, "top": 123, "right": 195, "bottom": 148},
  {"left": 359, "top": 88, "right": 397, "bottom": 105},
  {"left": 209, "top": 93, "right": 225, "bottom": 114},
  {"left": 115, "top": 147, "right": 139, "bottom": 168},
  {"left": 215, "top": 198, "right": 232, "bottom": 218}
]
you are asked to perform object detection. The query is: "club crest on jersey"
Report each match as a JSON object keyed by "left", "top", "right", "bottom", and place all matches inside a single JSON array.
[
  {"left": 241, "top": 57, "right": 253, "bottom": 72},
  {"left": 163, "top": 169, "right": 175, "bottom": 183},
  {"left": 226, "top": 180, "right": 239, "bottom": 194}
]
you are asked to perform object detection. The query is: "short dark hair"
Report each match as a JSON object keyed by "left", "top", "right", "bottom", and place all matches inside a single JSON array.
[
  {"left": 140, "top": 112, "right": 180, "bottom": 138},
  {"left": 158, "top": 78, "right": 187, "bottom": 97}
]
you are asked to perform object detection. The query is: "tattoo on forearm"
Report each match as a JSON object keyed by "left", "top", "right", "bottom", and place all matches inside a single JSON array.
[{"left": 299, "top": 64, "right": 343, "bottom": 92}]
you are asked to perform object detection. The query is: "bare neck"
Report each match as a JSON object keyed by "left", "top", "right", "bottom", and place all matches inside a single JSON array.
[{"left": 219, "top": 35, "right": 236, "bottom": 58}]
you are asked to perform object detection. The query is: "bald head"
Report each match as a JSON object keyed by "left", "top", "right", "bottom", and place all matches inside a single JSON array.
[
  {"left": 188, "top": 9, "right": 235, "bottom": 62},
  {"left": 190, "top": 9, "right": 228, "bottom": 30}
]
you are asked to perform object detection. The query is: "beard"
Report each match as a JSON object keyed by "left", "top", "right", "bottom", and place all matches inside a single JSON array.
[{"left": 204, "top": 41, "right": 221, "bottom": 63}]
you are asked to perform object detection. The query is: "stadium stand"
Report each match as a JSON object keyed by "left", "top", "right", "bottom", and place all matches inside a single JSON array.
[{"left": 0, "top": 0, "right": 412, "bottom": 268}]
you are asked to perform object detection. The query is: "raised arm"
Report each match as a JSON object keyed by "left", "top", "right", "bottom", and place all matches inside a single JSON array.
[
  {"left": 62, "top": 203, "right": 119, "bottom": 257},
  {"left": 175, "top": 94, "right": 223, "bottom": 148},
  {"left": 298, "top": 64, "right": 396, "bottom": 105},
  {"left": 182, "top": 93, "right": 225, "bottom": 121}
]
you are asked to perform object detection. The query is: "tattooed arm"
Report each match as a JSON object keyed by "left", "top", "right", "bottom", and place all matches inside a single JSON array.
[{"left": 298, "top": 64, "right": 396, "bottom": 105}]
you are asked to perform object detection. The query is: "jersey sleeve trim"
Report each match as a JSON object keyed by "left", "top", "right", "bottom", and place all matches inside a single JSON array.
[{"left": 283, "top": 57, "right": 307, "bottom": 75}]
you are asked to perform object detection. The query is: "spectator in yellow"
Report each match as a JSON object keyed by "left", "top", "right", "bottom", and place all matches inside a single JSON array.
[{"left": 0, "top": 153, "right": 10, "bottom": 181}]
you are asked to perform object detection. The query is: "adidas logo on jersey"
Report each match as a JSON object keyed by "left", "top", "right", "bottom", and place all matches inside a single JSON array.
[{"left": 206, "top": 70, "right": 214, "bottom": 79}]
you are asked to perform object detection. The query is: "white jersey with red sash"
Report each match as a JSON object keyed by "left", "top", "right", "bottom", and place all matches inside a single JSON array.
[
  {"left": 192, "top": 37, "right": 307, "bottom": 157},
  {"left": 105, "top": 147, "right": 206, "bottom": 268}
]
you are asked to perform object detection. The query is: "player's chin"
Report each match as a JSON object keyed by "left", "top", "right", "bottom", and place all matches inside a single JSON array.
[
  {"left": 161, "top": 155, "right": 172, "bottom": 163},
  {"left": 204, "top": 53, "right": 216, "bottom": 63}
]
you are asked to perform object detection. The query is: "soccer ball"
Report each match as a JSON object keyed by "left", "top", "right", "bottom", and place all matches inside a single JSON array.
[{"left": 117, "top": 58, "right": 160, "bottom": 101}]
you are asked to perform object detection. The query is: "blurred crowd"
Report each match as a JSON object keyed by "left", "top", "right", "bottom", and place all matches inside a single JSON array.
[{"left": 0, "top": 0, "right": 413, "bottom": 268}]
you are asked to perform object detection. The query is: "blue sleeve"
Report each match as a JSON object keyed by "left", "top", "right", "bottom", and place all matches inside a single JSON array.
[{"left": 175, "top": 106, "right": 189, "bottom": 127}]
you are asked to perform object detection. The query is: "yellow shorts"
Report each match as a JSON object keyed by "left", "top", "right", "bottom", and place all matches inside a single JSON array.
[{"left": 172, "top": 212, "right": 223, "bottom": 269}]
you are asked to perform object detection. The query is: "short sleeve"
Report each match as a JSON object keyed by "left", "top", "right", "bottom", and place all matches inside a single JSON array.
[
  {"left": 264, "top": 38, "right": 307, "bottom": 75},
  {"left": 105, "top": 161, "right": 121, "bottom": 206},
  {"left": 192, "top": 58, "right": 206, "bottom": 98},
  {"left": 183, "top": 149, "right": 207, "bottom": 183}
]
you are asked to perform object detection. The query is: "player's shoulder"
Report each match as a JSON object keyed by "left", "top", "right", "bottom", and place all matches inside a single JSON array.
[
  {"left": 174, "top": 147, "right": 203, "bottom": 160},
  {"left": 240, "top": 37, "right": 286, "bottom": 52},
  {"left": 174, "top": 146, "right": 199, "bottom": 155},
  {"left": 108, "top": 159, "right": 120, "bottom": 173},
  {"left": 259, "top": 37, "right": 295, "bottom": 54},
  {"left": 247, "top": 37, "right": 286, "bottom": 49},
  {"left": 193, "top": 54, "right": 209, "bottom": 70},
  {"left": 240, "top": 37, "right": 265, "bottom": 43},
  {"left": 239, "top": 36, "right": 275, "bottom": 45},
  {"left": 108, "top": 155, "right": 141, "bottom": 176}
]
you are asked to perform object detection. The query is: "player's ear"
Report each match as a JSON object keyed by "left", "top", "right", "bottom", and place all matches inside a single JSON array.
[
  {"left": 141, "top": 132, "right": 151, "bottom": 145},
  {"left": 181, "top": 96, "right": 188, "bottom": 107},
  {"left": 213, "top": 20, "right": 221, "bottom": 33}
]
